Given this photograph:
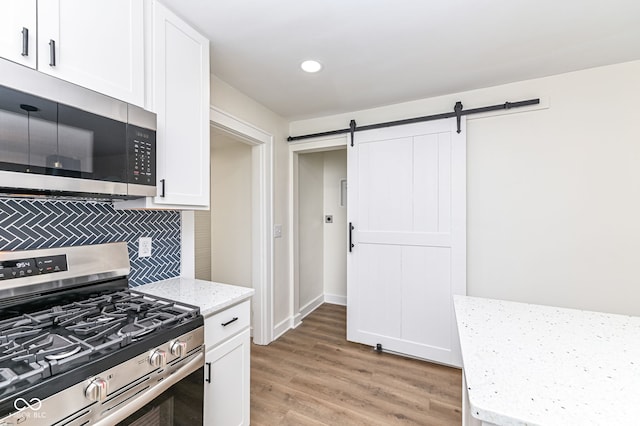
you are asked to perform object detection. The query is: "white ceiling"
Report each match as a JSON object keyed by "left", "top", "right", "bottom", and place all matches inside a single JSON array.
[{"left": 161, "top": 0, "right": 640, "bottom": 120}]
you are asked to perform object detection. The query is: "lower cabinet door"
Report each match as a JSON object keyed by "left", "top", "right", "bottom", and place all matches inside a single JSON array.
[{"left": 204, "top": 328, "right": 250, "bottom": 426}]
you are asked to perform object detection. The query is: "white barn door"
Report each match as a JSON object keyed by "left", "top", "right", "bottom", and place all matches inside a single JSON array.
[{"left": 347, "top": 118, "right": 466, "bottom": 367}]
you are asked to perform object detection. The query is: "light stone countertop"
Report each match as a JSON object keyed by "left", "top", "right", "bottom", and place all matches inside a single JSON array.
[
  {"left": 136, "top": 277, "right": 254, "bottom": 317},
  {"left": 454, "top": 295, "right": 640, "bottom": 426}
]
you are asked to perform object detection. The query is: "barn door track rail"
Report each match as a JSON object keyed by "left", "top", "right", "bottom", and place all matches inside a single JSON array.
[{"left": 287, "top": 98, "right": 540, "bottom": 146}]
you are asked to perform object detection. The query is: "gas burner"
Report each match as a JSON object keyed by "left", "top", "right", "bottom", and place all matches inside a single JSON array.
[
  {"left": 11, "top": 334, "right": 82, "bottom": 363},
  {"left": 117, "top": 318, "right": 163, "bottom": 339},
  {"left": 43, "top": 335, "right": 82, "bottom": 361}
]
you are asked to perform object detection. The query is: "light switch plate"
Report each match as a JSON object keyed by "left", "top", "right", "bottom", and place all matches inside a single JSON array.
[
  {"left": 273, "top": 224, "right": 282, "bottom": 238},
  {"left": 139, "top": 237, "right": 152, "bottom": 257}
]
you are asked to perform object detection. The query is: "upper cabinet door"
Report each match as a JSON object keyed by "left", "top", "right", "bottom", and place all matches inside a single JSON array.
[
  {"left": 0, "top": 0, "right": 37, "bottom": 69},
  {"left": 37, "top": 0, "right": 144, "bottom": 106},
  {"left": 152, "top": 2, "right": 210, "bottom": 208}
]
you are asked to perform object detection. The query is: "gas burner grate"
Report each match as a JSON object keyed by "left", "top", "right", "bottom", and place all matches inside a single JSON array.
[
  {"left": 66, "top": 316, "right": 124, "bottom": 336},
  {"left": 0, "top": 288, "right": 200, "bottom": 394},
  {"left": 0, "top": 326, "right": 42, "bottom": 343}
]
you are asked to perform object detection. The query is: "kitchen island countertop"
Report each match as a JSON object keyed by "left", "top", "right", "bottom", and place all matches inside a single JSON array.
[
  {"left": 136, "top": 277, "right": 254, "bottom": 317},
  {"left": 454, "top": 295, "right": 640, "bottom": 426}
]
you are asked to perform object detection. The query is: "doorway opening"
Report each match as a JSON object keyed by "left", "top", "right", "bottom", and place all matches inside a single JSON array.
[
  {"left": 289, "top": 137, "right": 347, "bottom": 328},
  {"left": 195, "top": 107, "right": 273, "bottom": 345},
  {"left": 210, "top": 128, "right": 253, "bottom": 281}
]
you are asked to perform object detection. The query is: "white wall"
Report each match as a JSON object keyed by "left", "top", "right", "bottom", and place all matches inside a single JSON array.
[
  {"left": 290, "top": 60, "right": 640, "bottom": 316},
  {"left": 194, "top": 209, "right": 211, "bottom": 281},
  {"left": 323, "top": 149, "right": 347, "bottom": 304},
  {"left": 297, "top": 152, "right": 325, "bottom": 310},
  {"left": 209, "top": 130, "right": 253, "bottom": 287},
  {"left": 210, "top": 75, "right": 290, "bottom": 327}
]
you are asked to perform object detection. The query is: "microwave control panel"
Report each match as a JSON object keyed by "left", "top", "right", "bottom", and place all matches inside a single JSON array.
[{"left": 127, "top": 125, "right": 156, "bottom": 186}]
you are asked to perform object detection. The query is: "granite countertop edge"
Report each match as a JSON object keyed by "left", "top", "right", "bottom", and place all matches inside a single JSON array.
[{"left": 135, "top": 276, "right": 254, "bottom": 317}]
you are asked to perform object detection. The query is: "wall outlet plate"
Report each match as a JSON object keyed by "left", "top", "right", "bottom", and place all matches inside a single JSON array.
[{"left": 139, "top": 237, "right": 152, "bottom": 258}]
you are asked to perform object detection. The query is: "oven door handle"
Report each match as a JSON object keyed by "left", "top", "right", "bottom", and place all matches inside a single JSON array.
[{"left": 92, "top": 350, "right": 204, "bottom": 426}]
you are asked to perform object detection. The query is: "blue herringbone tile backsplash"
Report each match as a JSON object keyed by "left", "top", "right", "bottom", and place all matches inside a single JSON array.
[{"left": 0, "top": 198, "right": 180, "bottom": 287}]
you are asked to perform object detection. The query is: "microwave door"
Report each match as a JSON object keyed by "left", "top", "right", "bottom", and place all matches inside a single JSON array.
[
  {"left": 48, "top": 124, "right": 94, "bottom": 178},
  {"left": 57, "top": 104, "right": 127, "bottom": 183},
  {"left": 0, "top": 86, "right": 58, "bottom": 173}
]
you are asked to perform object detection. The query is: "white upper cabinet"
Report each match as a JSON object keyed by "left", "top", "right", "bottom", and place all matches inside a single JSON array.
[
  {"left": 116, "top": 0, "right": 210, "bottom": 210},
  {"left": 0, "top": 0, "right": 37, "bottom": 69},
  {"left": 152, "top": 1, "right": 210, "bottom": 208},
  {"left": 0, "top": 0, "right": 144, "bottom": 106},
  {"left": 1, "top": 0, "right": 209, "bottom": 210},
  {"left": 37, "top": 0, "right": 145, "bottom": 106}
]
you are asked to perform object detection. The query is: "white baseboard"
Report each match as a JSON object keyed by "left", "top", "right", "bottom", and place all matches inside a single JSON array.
[
  {"left": 273, "top": 317, "right": 293, "bottom": 340},
  {"left": 324, "top": 293, "right": 347, "bottom": 306},
  {"left": 293, "top": 313, "right": 303, "bottom": 329},
  {"left": 299, "top": 294, "right": 324, "bottom": 320}
]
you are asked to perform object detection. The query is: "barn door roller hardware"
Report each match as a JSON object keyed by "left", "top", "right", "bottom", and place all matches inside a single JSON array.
[{"left": 287, "top": 98, "right": 540, "bottom": 145}]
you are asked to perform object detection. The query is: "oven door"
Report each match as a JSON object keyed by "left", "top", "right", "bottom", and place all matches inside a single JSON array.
[
  {"left": 116, "top": 367, "right": 203, "bottom": 426},
  {"left": 95, "top": 352, "right": 204, "bottom": 426}
]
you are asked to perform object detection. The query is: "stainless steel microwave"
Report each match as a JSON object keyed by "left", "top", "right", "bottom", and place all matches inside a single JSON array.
[{"left": 0, "top": 82, "right": 156, "bottom": 200}]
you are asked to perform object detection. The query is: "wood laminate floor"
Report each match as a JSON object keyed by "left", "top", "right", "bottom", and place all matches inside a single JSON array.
[{"left": 250, "top": 303, "right": 462, "bottom": 425}]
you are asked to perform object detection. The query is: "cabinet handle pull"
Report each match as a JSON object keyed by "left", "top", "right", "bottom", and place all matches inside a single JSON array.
[
  {"left": 21, "top": 27, "right": 29, "bottom": 56},
  {"left": 205, "top": 362, "right": 211, "bottom": 383},
  {"left": 160, "top": 179, "right": 165, "bottom": 197},
  {"left": 49, "top": 39, "right": 56, "bottom": 66},
  {"left": 221, "top": 317, "right": 238, "bottom": 327},
  {"left": 348, "top": 222, "right": 354, "bottom": 252}
]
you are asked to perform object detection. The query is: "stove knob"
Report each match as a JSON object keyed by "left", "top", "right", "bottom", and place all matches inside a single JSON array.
[
  {"left": 149, "top": 349, "right": 167, "bottom": 368},
  {"left": 170, "top": 340, "right": 187, "bottom": 357},
  {"left": 85, "top": 377, "right": 109, "bottom": 401}
]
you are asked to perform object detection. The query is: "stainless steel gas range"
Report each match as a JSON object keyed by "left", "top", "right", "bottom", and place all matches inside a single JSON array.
[{"left": 0, "top": 242, "right": 204, "bottom": 425}]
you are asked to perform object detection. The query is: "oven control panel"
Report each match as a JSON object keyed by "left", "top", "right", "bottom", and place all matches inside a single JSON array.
[{"left": 0, "top": 254, "right": 67, "bottom": 280}]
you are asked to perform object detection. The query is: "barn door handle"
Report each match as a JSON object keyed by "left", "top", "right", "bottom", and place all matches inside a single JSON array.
[
  {"left": 49, "top": 39, "right": 56, "bottom": 66},
  {"left": 159, "top": 179, "right": 165, "bottom": 197},
  {"left": 348, "top": 222, "right": 354, "bottom": 252},
  {"left": 21, "top": 27, "right": 29, "bottom": 56}
]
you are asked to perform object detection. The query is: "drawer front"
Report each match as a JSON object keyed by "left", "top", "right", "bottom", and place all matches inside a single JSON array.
[{"left": 205, "top": 300, "right": 250, "bottom": 348}]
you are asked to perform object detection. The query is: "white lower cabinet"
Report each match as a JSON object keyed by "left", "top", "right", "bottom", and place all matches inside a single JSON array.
[{"left": 204, "top": 302, "right": 251, "bottom": 425}]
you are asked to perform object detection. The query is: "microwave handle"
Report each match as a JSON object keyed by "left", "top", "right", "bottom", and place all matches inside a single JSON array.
[{"left": 160, "top": 179, "right": 165, "bottom": 197}]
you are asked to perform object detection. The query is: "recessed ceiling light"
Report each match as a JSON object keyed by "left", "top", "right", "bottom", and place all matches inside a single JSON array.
[{"left": 300, "top": 60, "right": 322, "bottom": 73}]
